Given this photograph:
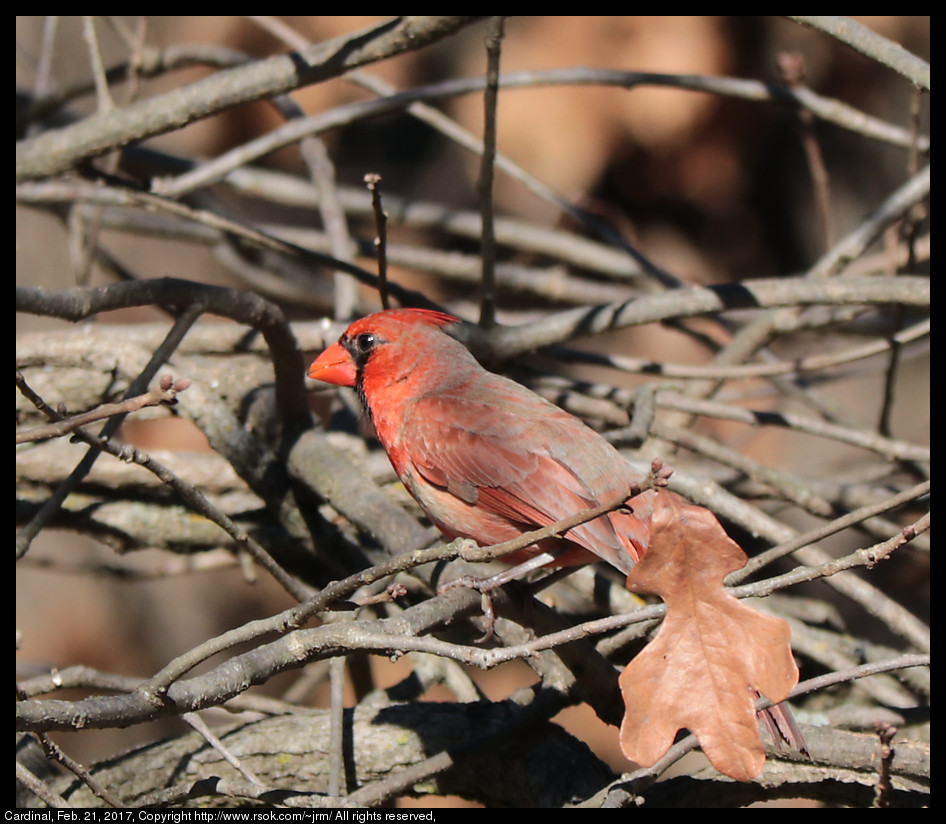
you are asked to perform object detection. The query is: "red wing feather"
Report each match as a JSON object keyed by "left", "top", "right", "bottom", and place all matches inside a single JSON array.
[{"left": 400, "top": 393, "right": 647, "bottom": 572}]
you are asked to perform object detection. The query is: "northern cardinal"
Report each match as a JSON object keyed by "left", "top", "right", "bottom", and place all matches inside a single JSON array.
[
  {"left": 308, "top": 308, "right": 655, "bottom": 577},
  {"left": 308, "top": 307, "right": 807, "bottom": 762}
]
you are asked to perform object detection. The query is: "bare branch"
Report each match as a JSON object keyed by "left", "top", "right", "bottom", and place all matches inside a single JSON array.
[
  {"left": 789, "top": 16, "right": 930, "bottom": 90},
  {"left": 16, "top": 17, "right": 485, "bottom": 181}
]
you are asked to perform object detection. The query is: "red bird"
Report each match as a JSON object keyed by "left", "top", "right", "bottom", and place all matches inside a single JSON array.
[
  {"left": 309, "top": 308, "right": 808, "bottom": 757},
  {"left": 307, "top": 308, "right": 654, "bottom": 577}
]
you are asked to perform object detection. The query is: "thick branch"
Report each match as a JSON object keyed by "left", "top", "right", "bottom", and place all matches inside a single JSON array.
[{"left": 16, "top": 17, "right": 483, "bottom": 181}]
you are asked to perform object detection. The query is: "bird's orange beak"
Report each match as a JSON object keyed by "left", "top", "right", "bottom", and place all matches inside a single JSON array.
[{"left": 307, "top": 341, "right": 357, "bottom": 387}]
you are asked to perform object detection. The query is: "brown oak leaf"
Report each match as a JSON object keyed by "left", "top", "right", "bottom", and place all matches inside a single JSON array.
[{"left": 618, "top": 490, "right": 799, "bottom": 781}]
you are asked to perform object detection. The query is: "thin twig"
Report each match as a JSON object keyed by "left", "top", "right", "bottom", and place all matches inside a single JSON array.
[
  {"left": 553, "top": 316, "right": 929, "bottom": 379},
  {"left": 140, "top": 68, "right": 929, "bottom": 204},
  {"left": 16, "top": 375, "right": 191, "bottom": 445},
  {"left": 328, "top": 654, "right": 347, "bottom": 797},
  {"left": 182, "top": 713, "right": 266, "bottom": 792},
  {"left": 486, "top": 274, "right": 929, "bottom": 357},
  {"left": 477, "top": 16, "right": 505, "bottom": 329},
  {"left": 808, "top": 164, "right": 930, "bottom": 279},
  {"left": 645, "top": 391, "right": 929, "bottom": 462},
  {"left": 365, "top": 173, "right": 390, "bottom": 310},
  {"left": 16, "top": 761, "right": 73, "bottom": 809},
  {"left": 81, "top": 16, "right": 115, "bottom": 112},
  {"left": 733, "top": 481, "right": 930, "bottom": 582},
  {"left": 15, "top": 528, "right": 930, "bottom": 734},
  {"left": 16, "top": 182, "right": 438, "bottom": 315},
  {"left": 789, "top": 16, "right": 930, "bottom": 90},
  {"left": 15, "top": 306, "right": 202, "bottom": 558},
  {"left": 15, "top": 276, "right": 312, "bottom": 429},
  {"left": 22, "top": 728, "right": 124, "bottom": 808},
  {"left": 729, "top": 513, "right": 931, "bottom": 605},
  {"left": 16, "top": 371, "right": 311, "bottom": 603},
  {"left": 778, "top": 52, "right": 834, "bottom": 251},
  {"left": 601, "top": 653, "right": 930, "bottom": 804},
  {"left": 16, "top": 17, "right": 485, "bottom": 182}
]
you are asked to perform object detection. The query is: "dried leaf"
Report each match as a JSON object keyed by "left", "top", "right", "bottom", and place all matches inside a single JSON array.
[{"left": 618, "top": 490, "right": 799, "bottom": 781}]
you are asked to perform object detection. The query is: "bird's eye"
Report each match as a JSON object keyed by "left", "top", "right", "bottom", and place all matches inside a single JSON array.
[{"left": 352, "top": 332, "right": 376, "bottom": 355}]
